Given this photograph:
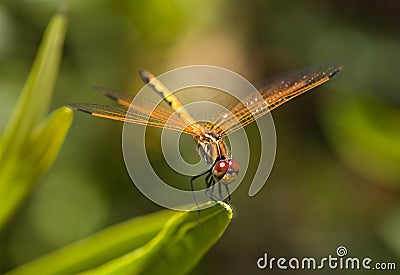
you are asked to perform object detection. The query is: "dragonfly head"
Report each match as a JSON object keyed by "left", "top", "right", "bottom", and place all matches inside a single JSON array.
[{"left": 212, "top": 159, "right": 239, "bottom": 184}]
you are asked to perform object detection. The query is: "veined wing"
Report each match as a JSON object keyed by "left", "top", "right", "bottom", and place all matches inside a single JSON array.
[
  {"left": 207, "top": 64, "right": 343, "bottom": 136},
  {"left": 67, "top": 88, "right": 205, "bottom": 136},
  {"left": 93, "top": 86, "right": 135, "bottom": 107}
]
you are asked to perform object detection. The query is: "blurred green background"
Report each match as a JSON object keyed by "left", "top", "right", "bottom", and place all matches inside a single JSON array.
[{"left": 1, "top": 0, "right": 400, "bottom": 274}]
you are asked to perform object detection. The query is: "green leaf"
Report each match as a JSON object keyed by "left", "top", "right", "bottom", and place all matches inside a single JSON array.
[
  {"left": 1, "top": 13, "right": 67, "bottom": 153},
  {"left": 81, "top": 202, "right": 232, "bottom": 275},
  {"left": 6, "top": 202, "right": 232, "bottom": 275},
  {"left": 6, "top": 209, "right": 175, "bottom": 275},
  {"left": 0, "top": 107, "right": 73, "bottom": 229},
  {"left": 0, "top": 13, "right": 69, "bottom": 231},
  {"left": 28, "top": 107, "right": 73, "bottom": 180}
]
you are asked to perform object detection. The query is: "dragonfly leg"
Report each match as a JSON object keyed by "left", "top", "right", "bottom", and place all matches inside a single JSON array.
[
  {"left": 208, "top": 175, "right": 215, "bottom": 195},
  {"left": 210, "top": 183, "right": 216, "bottom": 199},
  {"left": 205, "top": 172, "right": 213, "bottom": 186},
  {"left": 204, "top": 172, "right": 212, "bottom": 198},
  {"left": 191, "top": 169, "right": 210, "bottom": 182},
  {"left": 191, "top": 168, "right": 220, "bottom": 205},
  {"left": 206, "top": 177, "right": 221, "bottom": 202},
  {"left": 191, "top": 169, "right": 213, "bottom": 225},
  {"left": 218, "top": 182, "right": 223, "bottom": 201},
  {"left": 225, "top": 184, "right": 232, "bottom": 205},
  {"left": 205, "top": 175, "right": 212, "bottom": 199},
  {"left": 190, "top": 176, "right": 201, "bottom": 208}
]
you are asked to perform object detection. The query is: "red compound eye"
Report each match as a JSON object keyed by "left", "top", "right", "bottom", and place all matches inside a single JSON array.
[
  {"left": 213, "top": 160, "right": 229, "bottom": 179},
  {"left": 228, "top": 159, "right": 239, "bottom": 172}
]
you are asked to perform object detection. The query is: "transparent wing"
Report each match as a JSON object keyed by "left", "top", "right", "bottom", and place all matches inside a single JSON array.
[
  {"left": 69, "top": 65, "right": 342, "bottom": 138},
  {"left": 93, "top": 86, "right": 135, "bottom": 107},
  {"left": 206, "top": 64, "right": 343, "bottom": 136},
  {"left": 67, "top": 88, "right": 204, "bottom": 136}
]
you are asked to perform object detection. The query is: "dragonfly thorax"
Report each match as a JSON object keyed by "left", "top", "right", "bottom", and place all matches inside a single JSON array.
[
  {"left": 195, "top": 130, "right": 227, "bottom": 166},
  {"left": 194, "top": 130, "right": 239, "bottom": 184}
]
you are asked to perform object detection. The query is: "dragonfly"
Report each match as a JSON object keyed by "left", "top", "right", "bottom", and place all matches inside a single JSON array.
[{"left": 67, "top": 64, "right": 342, "bottom": 205}]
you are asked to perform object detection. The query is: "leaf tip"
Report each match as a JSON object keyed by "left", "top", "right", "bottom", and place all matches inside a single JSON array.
[
  {"left": 57, "top": 3, "right": 69, "bottom": 18},
  {"left": 57, "top": 106, "right": 74, "bottom": 122},
  {"left": 218, "top": 201, "right": 233, "bottom": 219}
]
